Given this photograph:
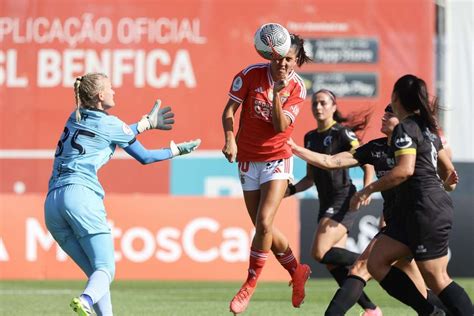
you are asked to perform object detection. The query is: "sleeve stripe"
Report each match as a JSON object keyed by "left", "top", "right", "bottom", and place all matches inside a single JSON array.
[
  {"left": 242, "top": 63, "right": 267, "bottom": 75},
  {"left": 228, "top": 93, "right": 242, "bottom": 103},
  {"left": 395, "top": 148, "right": 417, "bottom": 157},
  {"left": 283, "top": 110, "right": 295, "bottom": 123},
  {"left": 293, "top": 74, "right": 307, "bottom": 99}
]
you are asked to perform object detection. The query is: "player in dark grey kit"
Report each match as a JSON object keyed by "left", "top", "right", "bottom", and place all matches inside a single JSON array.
[
  {"left": 287, "top": 89, "right": 380, "bottom": 315},
  {"left": 351, "top": 74, "right": 473, "bottom": 315},
  {"left": 289, "top": 104, "right": 447, "bottom": 315}
]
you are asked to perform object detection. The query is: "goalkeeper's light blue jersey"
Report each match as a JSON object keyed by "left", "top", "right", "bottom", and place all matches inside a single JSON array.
[{"left": 48, "top": 108, "right": 135, "bottom": 198}]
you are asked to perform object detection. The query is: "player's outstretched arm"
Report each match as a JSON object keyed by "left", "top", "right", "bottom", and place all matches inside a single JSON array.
[
  {"left": 124, "top": 138, "right": 200, "bottom": 164},
  {"left": 350, "top": 154, "right": 415, "bottom": 211},
  {"left": 288, "top": 138, "right": 359, "bottom": 169},
  {"left": 170, "top": 139, "right": 201, "bottom": 157},
  {"left": 136, "top": 99, "right": 175, "bottom": 133}
]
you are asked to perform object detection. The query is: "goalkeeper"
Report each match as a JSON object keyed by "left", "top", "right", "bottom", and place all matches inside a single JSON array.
[{"left": 44, "top": 72, "right": 200, "bottom": 316}]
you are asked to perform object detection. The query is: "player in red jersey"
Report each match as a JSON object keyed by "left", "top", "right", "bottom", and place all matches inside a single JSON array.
[{"left": 222, "top": 34, "right": 312, "bottom": 315}]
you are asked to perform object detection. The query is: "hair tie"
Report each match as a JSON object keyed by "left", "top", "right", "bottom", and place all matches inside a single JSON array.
[{"left": 315, "top": 89, "right": 337, "bottom": 103}]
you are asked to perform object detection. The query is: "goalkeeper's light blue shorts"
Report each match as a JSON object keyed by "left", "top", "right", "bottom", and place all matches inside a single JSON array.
[{"left": 44, "top": 184, "right": 110, "bottom": 244}]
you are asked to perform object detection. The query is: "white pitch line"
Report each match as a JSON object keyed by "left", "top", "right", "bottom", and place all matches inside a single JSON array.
[{"left": 0, "top": 289, "right": 75, "bottom": 295}]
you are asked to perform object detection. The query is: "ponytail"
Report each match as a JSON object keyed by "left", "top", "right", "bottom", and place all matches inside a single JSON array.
[
  {"left": 393, "top": 74, "right": 439, "bottom": 134},
  {"left": 74, "top": 77, "right": 83, "bottom": 122},
  {"left": 313, "top": 89, "right": 372, "bottom": 139},
  {"left": 72, "top": 73, "right": 108, "bottom": 122},
  {"left": 290, "top": 34, "right": 312, "bottom": 67}
]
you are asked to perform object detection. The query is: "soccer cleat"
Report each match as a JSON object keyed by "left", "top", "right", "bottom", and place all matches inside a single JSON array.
[
  {"left": 360, "top": 306, "right": 383, "bottom": 316},
  {"left": 289, "top": 263, "right": 311, "bottom": 308},
  {"left": 70, "top": 297, "right": 93, "bottom": 316},
  {"left": 229, "top": 284, "right": 256, "bottom": 315}
]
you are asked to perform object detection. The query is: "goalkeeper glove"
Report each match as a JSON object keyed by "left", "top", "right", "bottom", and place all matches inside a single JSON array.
[
  {"left": 170, "top": 139, "right": 201, "bottom": 157},
  {"left": 137, "top": 99, "right": 175, "bottom": 133}
]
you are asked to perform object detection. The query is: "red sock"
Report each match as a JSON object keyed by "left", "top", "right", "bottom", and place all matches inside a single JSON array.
[
  {"left": 246, "top": 247, "right": 269, "bottom": 287},
  {"left": 275, "top": 247, "right": 298, "bottom": 276}
]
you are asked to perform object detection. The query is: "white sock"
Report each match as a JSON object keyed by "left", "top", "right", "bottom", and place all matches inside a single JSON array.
[
  {"left": 94, "top": 291, "right": 113, "bottom": 316},
  {"left": 83, "top": 269, "right": 111, "bottom": 304}
]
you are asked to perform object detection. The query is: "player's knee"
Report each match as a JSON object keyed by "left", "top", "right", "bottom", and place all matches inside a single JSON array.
[
  {"left": 366, "top": 258, "right": 379, "bottom": 278},
  {"left": 255, "top": 217, "right": 273, "bottom": 236},
  {"left": 312, "top": 248, "right": 326, "bottom": 262},
  {"left": 350, "top": 260, "right": 370, "bottom": 280},
  {"left": 421, "top": 268, "right": 450, "bottom": 291}
]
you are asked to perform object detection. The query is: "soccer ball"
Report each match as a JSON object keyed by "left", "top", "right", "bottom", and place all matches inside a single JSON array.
[{"left": 254, "top": 23, "right": 291, "bottom": 60}]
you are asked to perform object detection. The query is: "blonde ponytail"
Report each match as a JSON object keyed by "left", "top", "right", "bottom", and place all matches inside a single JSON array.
[
  {"left": 73, "top": 73, "right": 108, "bottom": 122},
  {"left": 74, "top": 77, "right": 83, "bottom": 122}
]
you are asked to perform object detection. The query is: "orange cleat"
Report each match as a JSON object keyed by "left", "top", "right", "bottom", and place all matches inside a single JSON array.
[
  {"left": 289, "top": 263, "right": 311, "bottom": 308},
  {"left": 229, "top": 283, "right": 256, "bottom": 315}
]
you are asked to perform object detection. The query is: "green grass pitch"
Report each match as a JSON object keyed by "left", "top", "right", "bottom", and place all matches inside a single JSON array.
[{"left": 1, "top": 279, "right": 472, "bottom": 315}]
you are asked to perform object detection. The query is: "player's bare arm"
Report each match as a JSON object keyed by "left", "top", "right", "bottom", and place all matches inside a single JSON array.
[
  {"left": 350, "top": 153, "right": 415, "bottom": 210},
  {"left": 221, "top": 99, "right": 240, "bottom": 163},
  {"left": 285, "top": 164, "right": 315, "bottom": 197},
  {"left": 360, "top": 164, "right": 375, "bottom": 206},
  {"left": 437, "top": 148, "right": 459, "bottom": 191},
  {"left": 288, "top": 138, "right": 359, "bottom": 169},
  {"left": 271, "top": 78, "right": 290, "bottom": 132}
]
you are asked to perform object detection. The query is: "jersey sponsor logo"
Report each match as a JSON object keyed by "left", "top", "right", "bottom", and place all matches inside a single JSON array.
[
  {"left": 252, "top": 99, "right": 272, "bottom": 122},
  {"left": 122, "top": 123, "right": 133, "bottom": 136},
  {"left": 232, "top": 76, "right": 243, "bottom": 92},
  {"left": 371, "top": 150, "right": 383, "bottom": 158},
  {"left": 394, "top": 133, "right": 413, "bottom": 149},
  {"left": 323, "top": 136, "right": 333, "bottom": 147},
  {"left": 254, "top": 87, "right": 264, "bottom": 93},
  {"left": 345, "top": 129, "right": 357, "bottom": 141},
  {"left": 386, "top": 157, "right": 395, "bottom": 168}
]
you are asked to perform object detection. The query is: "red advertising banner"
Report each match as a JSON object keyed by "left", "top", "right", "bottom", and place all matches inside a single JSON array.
[
  {"left": 0, "top": 194, "right": 299, "bottom": 280},
  {"left": 0, "top": 0, "right": 435, "bottom": 194}
]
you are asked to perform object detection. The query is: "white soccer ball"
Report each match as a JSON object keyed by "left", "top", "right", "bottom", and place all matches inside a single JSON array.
[{"left": 254, "top": 23, "right": 291, "bottom": 60}]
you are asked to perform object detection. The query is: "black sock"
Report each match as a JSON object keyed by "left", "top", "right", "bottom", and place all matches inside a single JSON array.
[
  {"left": 438, "top": 281, "right": 473, "bottom": 316},
  {"left": 427, "top": 289, "right": 449, "bottom": 313},
  {"left": 325, "top": 275, "right": 367, "bottom": 315},
  {"left": 379, "top": 267, "right": 433, "bottom": 314},
  {"left": 329, "top": 267, "right": 376, "bottom": 310},
  {"left": 320, "top": 247, "right": 359, "bottom": 266}
]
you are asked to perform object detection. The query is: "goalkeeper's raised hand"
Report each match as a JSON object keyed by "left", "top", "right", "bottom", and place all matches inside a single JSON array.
[
  {"left": 170, "top": 139, "right": 201, "bottom": 157},
  {"left": 137, "top": 99, "right": 175, "bottom": 133}
]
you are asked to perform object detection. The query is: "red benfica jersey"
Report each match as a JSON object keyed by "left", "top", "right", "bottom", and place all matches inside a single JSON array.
[{"left": 228, "top": 63, "right": 306, "bottom": 162}]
